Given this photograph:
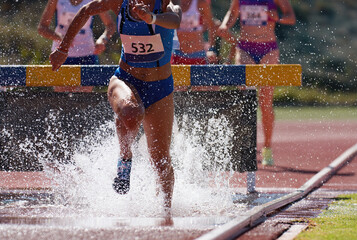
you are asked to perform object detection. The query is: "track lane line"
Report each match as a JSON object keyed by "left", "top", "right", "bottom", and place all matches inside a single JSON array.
[{"left": 197, "top": 142, "right": 357, "bottom": 240}]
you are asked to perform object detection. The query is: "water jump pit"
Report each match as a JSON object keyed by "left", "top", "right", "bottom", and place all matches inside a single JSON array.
[
  {"left": 0, "top": 90, "right": 258, "bottom": 239},
  {"left": 0, "top": 65, "right": 302, "bottom": 239},
  {"left": 0, "top": 174, "right": 291, "bottom": 240}
]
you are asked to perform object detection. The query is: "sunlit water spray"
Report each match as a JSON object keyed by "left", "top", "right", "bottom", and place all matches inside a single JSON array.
[
  {"left": 2, "top": 108, "right": 246, "bottom": 222},
  {"left": 25, "top": 109, "right": 245, "bottom": 219}
]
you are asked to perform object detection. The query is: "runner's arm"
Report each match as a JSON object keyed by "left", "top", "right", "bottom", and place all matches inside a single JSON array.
[
  {"left": 97, "top": 12, "right": 116, "bottom": 45},
  {"left": 199, "top": 0, "right": 217, "bottom": 50},
  {"left": 276, "top": 0, "right": 296, "bottom": 25},
  {"left": 50, "top": 0, "right": 122, "bottom": 71},
  {"left": 58, "top": 0, "right": 121, "bottom": 52},
  {"left": 38, "top": 0, "right": 62, "bottom": 42},
  {"left": 220, "top": 0, "right": 239, "bottom": 30}
]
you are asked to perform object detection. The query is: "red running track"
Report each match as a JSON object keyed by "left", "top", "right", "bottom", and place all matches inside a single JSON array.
[{"left": 254, "top": 119, "right": 357, "bottom": 191}]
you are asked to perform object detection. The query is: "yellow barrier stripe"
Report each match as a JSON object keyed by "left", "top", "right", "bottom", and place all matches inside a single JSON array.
[
  {"left": 171, "top": 65, "right": 191, "bottom": 87},
  {"left": 245, "top": 64, "right": 302, "bottom": 87},
  {"left": 26, "top": 65, "right": 81, "bottom": 87}
]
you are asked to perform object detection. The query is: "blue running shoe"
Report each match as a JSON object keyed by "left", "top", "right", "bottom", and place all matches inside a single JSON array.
[{"left": 113, "top": 158, "right": 132, "bottom": 194}]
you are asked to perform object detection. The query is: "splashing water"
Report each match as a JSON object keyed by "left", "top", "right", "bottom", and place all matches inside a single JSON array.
[{"left": 12, "top": 112, "right": 245, "bottom": 220}]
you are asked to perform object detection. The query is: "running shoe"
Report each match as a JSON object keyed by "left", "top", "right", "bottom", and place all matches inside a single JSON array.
[
  {"left": 113, "top": 158, "right": 132, "bottom": 194},
  {"left": 261, "top": 147, "right": 274, "bottom": 166}
]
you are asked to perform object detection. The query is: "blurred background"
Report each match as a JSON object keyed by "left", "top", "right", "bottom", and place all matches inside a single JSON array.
[{"left": 0, "top": 0, "right": 356, "bottom": 105}]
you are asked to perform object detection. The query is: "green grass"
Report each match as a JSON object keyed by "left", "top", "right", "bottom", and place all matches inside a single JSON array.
[
  {"left": 296, "top": 194, "right": 357, "bottom": 240},
  {"left": 274, "top": 87, "right": 357, "bottom": 106},
  {"left": 268, "top": 106, "right": 357, "bottom": 121},
  {"left": 256, "top": 86, "right": 357, "bottom": 121}
]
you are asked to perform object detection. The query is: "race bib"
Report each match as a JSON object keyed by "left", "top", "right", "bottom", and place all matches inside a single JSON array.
[
  {"left": 120, "top": 34, "right": 165, "bottom": 63},
  {"left": 241, "top": 5, "right": 268, "bottom": 26}
]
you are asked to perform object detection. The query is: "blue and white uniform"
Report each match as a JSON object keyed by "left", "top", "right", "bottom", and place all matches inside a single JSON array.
[
  {"left": 117, "top": 0, "right": 174, "bottom": 68},
  {"left": 114, "top": 0, "right": 174, "bottom": 108},
  {"left": 52, "top": 0, "right": 96, "bottom": 58}
]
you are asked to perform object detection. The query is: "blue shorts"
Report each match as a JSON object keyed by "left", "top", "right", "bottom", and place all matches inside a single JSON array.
[
  {"left": 114, "top": 68, "right": 174, "bottom": 109},
  {"left": 63, "top": 55, "right": 99, "bottom": 65}
]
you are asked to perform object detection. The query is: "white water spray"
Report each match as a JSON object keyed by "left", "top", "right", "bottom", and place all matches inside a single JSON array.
[{"left": 35, "top": 113, "right": 245, "bottom": 219}]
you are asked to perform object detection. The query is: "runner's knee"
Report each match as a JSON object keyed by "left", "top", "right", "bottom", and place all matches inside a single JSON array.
[{"left": 118, "top": 104, "right": 144, "bottom": 130}]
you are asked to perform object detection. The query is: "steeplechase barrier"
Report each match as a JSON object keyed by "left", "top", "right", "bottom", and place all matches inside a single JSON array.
[
  {"left": 0, "top": 64, "right": 301, "bottom": 87},
  {"left": 0, "top": 64, "right": 302, "bottom": 193}
]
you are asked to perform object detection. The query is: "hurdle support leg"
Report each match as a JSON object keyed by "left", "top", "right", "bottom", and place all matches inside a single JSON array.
[{"left": 247, "top": 171, "right": 256, "bottom": 193}]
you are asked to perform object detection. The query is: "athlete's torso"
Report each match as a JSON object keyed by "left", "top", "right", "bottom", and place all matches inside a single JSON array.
[
  {"left": 52, "top": 0, "right": 95, "bottom": 57},
  {"left": 175, "top": 0, "right": 206, "bottom": 54},
  {"left": 117, "top": 0, "right": 174, "bottom": 68},
  {"left": 239, "top": 0, "right": 278, "bottom": 42},
  {"left": 178, "top": 0, "right": 203, "bottom": 33}
]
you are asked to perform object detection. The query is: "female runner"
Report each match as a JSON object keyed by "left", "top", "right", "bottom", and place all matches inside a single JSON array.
[{"left": 49, "top": 0, "right": 182, "bottom": 210}]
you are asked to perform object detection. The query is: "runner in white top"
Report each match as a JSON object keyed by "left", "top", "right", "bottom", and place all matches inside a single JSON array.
[
  {"left": 171, "top": 0, "right": 217, "bottom": 65},
  {"left": 38, "top": 0, "right": 115, "bottom": 63}
]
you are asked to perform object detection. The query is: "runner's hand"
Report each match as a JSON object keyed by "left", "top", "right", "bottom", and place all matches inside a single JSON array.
[
  {"left": 217, "top": 26, "right": 229, "bottom": 38},
  {"left": 50, "top": 49, "right": 67, "bottom": 71},
  {"left": 207, "top": 50, "right": 218, "bottom": 64},
  {"left": 132, "top": 3, "right": 153, "bottom": 23},
  {"left": 94, "top": 40, "right": 106, "bottom": 55}
]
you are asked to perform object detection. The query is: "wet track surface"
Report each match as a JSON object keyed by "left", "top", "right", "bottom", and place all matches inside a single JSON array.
[
  {"left": 0, "top": 190, "right": 217, "bottom": 240},
  {"left": 0, "top": 187, "right": 298, "bottom": 240}
]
